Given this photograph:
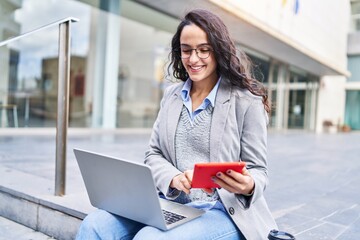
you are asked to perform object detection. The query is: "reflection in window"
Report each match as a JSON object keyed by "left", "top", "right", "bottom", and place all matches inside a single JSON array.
[
  {"left": 288, "top": 90, "right": 305, "bottom": 129},
  {"left": 116, "top": 15, "right": 173, "bottom": 128},
  {"left": 247, "top": 54, "right": 270, "bottom": 83},
  {"left": 345, "top": 90, "right": 360, "bottom": 130},
  {"left": 0, "top": 0, "right": 91, "bottom": 128},
  {"left": 351, "top": 1, "right": 360, "bottom": 32},
  {"left": 270, "top": 90, "right": 277, "bottom": 127},
  {"left": 289, "top": 71, "right": 307, "bottom": 83},
  {"left": 1, "top": 0, "right": 176, "bottom": 128},
  {"left": 348, "top": 56, "right": 360, "bottom": 82}
]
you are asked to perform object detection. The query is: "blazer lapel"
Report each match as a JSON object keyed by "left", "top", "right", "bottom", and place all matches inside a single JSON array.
[
  {"left": 166, "top": 91, "right": 183, "bottom": 165},
  {"left": 210, "top": 80, "right": 231, "bottom": 162}
]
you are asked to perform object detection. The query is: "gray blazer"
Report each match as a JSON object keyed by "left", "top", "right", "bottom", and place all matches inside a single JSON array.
[{"left": 145, "top": 79, "right": 277, "bottom": 239}]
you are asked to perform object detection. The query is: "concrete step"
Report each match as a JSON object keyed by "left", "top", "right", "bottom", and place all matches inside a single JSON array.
[
  {"left": 0, "top": 216, "right": 55, "bottom": 240},
  {"left": 0, "top": 165, "right": 95, "bottom": 240}
]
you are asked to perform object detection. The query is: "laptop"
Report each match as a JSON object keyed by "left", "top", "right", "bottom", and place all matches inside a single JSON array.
[{"left": 73, "top": 148, "right": 205, "bottom": 231}]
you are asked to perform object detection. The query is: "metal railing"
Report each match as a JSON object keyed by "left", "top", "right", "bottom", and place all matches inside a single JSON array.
[{"left": 0, "top": 17, "right": 79, "bottom": 196}]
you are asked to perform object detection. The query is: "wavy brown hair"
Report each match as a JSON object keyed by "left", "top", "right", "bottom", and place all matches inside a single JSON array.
[{"left": 168, "top": 9, "right": 270, "bottom": 113}]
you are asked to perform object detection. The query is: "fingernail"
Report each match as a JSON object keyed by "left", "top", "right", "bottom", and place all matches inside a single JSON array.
[
  {"left": 227, "top": 170, "right": 231, "bottom": 174},
  {"left": 211, "top": 176, "right": 216, "bottom": 181},
  {"left": 216, "top": 172, "right": 222, "bottom": 177}
]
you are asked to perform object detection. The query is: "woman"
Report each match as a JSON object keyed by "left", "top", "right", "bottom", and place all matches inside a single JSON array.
[{"left": 76, "top": 9, "right": 277, "bottom": 240}]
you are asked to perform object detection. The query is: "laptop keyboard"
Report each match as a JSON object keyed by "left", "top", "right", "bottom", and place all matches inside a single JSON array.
[{"left": 162, "top": 210, "right": 186, "bottom": 225}]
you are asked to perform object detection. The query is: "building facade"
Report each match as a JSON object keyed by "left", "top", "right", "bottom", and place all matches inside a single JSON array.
[
  {"left": 346, "top": 0, "right": 360, "bottom": 130},
  {"left": 0, "top": 0, "right": 352, "bottom": 132}
]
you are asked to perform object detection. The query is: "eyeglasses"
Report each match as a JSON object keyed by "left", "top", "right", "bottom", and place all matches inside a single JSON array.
[{"left": 179, "top": 46, "right": 213, "bottom": 59}]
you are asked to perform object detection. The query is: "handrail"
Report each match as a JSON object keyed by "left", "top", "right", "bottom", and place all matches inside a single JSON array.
[
  {"left": 0, "top": 17, "right": 78, "bottom": 46},
  {"left": 0, "top": 17, "right": 79, "bottom": 196}
]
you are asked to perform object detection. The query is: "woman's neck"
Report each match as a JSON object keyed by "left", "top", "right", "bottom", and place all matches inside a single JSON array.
[
  {"left": 190, "top": 77, "right": 218, "bottom": 97},
  {"left": 190, "top": 77, "right": 218, "bottom": 111}
]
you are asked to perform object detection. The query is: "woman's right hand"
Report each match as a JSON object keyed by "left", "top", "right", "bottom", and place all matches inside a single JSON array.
[{"left": 170, "top": 170, "right": 193, "bottom": 194}]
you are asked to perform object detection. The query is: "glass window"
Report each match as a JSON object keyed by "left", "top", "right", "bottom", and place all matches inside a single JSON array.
[
  {"left": 352, "top": 1, "right": 360, "bottom": 15},
  {"left": 287, "top": 90, "right": 306, "bottom": 129},
  {"left": 1, "top": 21, "right": 60, "bottom": 128},
  {"left": 289, "top": 68, "right": 307, "bottom": 83},
  {"left": 269, "top": 90, "right": 277, "bottom": 128},
  {"left": 1, "top": 0, "right": 176, "bottom": 128},
  {"left": 348, "top": 56, "right": 360, "bottom": 82},
  {"left": 116, "top": 17, "right": 173, "bottom": 128},
  {"left": 0, "top": 0, "right": 92, "bottom": 128},
  {"left": 351, "top": 1, "right": 360, "bottom": 31},
  {"left": 247, "top": 54, "right": 270, "bottom": 83},
  {"left": 345, "top": 90, "right": 360, "bottom": 130},
  {"left": 271, "top": 64, "right": 279, "bottom": 84}
]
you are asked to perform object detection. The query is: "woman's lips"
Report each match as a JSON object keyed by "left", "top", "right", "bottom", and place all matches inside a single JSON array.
[{"left": 189, "top": 65, "right": 204, "bottom": 73}]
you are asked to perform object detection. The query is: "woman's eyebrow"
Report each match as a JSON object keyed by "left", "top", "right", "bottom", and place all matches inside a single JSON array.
[{"left": 180, "top": 43, "right": 211, "bottom": 48}]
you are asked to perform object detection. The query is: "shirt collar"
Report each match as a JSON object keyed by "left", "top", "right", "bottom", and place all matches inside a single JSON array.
[
  {"left": 181, "top": 79, "right": 192, "bottom": 102},
  {"left": 181, "top": 77, "right": 222, "bottom": 108}
]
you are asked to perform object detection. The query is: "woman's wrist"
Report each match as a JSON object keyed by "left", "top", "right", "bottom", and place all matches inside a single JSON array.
[{"left": 244, "top": 180, "right": 255, "bottom": 196}]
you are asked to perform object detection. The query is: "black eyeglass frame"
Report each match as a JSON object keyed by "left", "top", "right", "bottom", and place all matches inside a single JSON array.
[{"left": 177, "top": 47, "right": 214, "bottom": 60}]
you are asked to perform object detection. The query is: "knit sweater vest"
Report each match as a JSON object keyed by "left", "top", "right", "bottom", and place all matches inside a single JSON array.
[{"left": 175, "top": 105, "right": 219, "bottom": 202}]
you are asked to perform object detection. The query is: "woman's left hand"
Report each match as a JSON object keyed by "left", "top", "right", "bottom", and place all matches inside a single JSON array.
[{"left": 212, "top": 168, "right": 255, "bottom": 195}]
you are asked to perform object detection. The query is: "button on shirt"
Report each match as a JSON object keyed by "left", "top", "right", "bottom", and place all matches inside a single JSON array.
[{"left": 181, "top": 77, "right": 221, "bottom": 122}]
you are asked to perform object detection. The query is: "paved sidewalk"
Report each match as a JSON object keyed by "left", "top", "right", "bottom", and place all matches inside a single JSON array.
[{"left": 0, "top": 129, "right": 359, "bottom": 239}]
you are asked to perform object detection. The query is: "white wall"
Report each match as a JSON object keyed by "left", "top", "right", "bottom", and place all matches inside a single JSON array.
[
  {"left": 216, "top": 0, "right": 350, "bottom": 133},
  {"left": 316, "top": 76, "right": 346, "bottom": 133},
  {"left": 218, "top": 0, "right": 350, "bottom": 71}
]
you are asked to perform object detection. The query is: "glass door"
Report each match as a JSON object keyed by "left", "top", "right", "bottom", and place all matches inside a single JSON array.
[
  {"left": 287, "top": 69, "right": 308, "bottom": 129},
  {"left": 287, "top": 90, "right": 306, "bottom": 128}
]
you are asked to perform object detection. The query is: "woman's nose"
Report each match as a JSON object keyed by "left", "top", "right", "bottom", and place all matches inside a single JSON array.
[{"left": 189, "top": 49, "right": 200, "bottom": 62}]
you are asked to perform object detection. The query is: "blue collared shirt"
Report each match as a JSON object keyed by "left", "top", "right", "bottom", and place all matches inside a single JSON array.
[{"left": 181, "top": 77, "right": 221, "bottom": 122}]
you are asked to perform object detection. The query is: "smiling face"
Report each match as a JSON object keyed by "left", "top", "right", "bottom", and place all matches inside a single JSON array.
[{"left": 180, "top": 24, "right": 218, "bottom": 85}]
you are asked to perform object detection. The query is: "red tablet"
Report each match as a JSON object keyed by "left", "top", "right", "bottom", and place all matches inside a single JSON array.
[{"left": 191, "top": 162, "right": 246, "bottom": 188}]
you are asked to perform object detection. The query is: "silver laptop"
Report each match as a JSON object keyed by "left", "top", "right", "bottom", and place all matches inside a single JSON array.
[{"left": 74, "top": 148, "right": 205, "bottom": 231}]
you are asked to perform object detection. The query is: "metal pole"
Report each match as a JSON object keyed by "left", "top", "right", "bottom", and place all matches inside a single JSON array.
[
  {"left": 0, "top": 17, "right": 78, "bottom": 196},
  {"left": 55, "top": 20, "right": 71, "bottom": 196}
]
